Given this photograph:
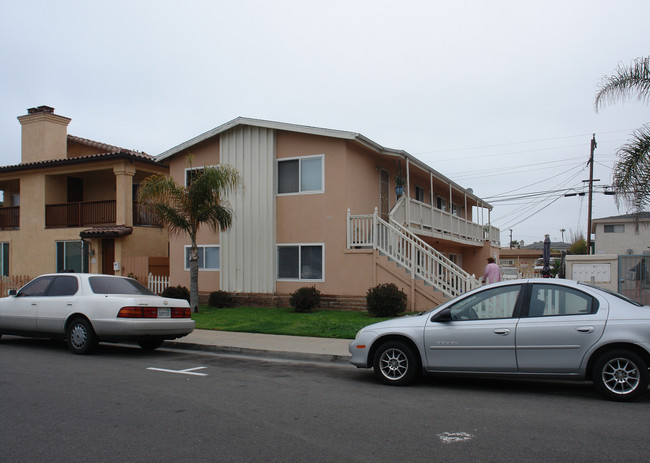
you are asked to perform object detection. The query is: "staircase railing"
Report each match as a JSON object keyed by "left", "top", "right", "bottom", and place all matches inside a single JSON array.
[{"left": 347, "top": 208, "right": 481, "bottom": 298}]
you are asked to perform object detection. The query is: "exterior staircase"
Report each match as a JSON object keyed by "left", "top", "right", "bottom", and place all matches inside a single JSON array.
[{"left": 347, "top": 207, "right": 481, "bottom": 300}]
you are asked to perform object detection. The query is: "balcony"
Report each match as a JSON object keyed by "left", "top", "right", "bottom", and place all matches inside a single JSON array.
[
  {"left": 391, "top": 197, "right": 500, "bottom": 247},
  {"left": 0, "top": 206, "right": 19, "bottom": 230},
  {"left": 45, "top": 201, "right": 161, "bottom": 228}
]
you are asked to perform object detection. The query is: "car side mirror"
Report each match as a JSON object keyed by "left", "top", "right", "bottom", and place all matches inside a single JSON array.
[
  {"left": 431, "top": 307, "right": 452, "bottom": 322},
  {"left": 8, "top": 289, "right": 17, "bottom": 296}
]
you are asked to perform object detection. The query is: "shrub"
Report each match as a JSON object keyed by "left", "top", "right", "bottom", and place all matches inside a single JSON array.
[
  {"left": 209, "top": 290, "right": 234, "bottom": 308},
  {"left": 290, "top": 286, "right": 321, "bottom": 313},
  {"left": 161, "top": 285, "right": 190, "bottom": 302},
  {"left": 366, "top": 283, "right": 407, "bottom": 317}
]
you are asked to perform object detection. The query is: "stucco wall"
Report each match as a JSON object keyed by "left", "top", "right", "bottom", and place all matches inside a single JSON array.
[
  {"left": 566, "top": 254, "right": 618, "bottom": 292},
  {"left": 594, "top": 221, "right": 650, "bottom": 255}
]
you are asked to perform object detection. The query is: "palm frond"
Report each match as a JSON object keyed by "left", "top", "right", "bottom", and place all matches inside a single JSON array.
[
  {"left": 595, "top": 57, "right": 650, "bottom": 111},
  {"left": 612, "top": 124, "right": 650, "bottom": 213}
]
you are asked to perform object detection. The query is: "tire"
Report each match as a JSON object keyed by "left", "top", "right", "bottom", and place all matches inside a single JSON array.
[
  {"left": 592, "top": 350, "right": 649, "bottom": 402},
  {"left": 137, "top": 337, "right": 165, "bottom": 351},
  {"left": 66, "top": 317, "right": 98, "bottom": 355},
  {"left": 372, "top": 340, "right": 420, "bottom": 386}
]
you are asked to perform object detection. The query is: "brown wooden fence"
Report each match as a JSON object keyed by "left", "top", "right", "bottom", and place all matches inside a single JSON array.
[{"left": 0, "top": 275, "right": 33, "bottom": 296}]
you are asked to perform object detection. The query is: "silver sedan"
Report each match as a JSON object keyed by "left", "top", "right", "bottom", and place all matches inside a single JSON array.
[
  {"left": 350, "top": 278, "right": 650, "bottom": 401},
  {"left": 0, "top": 273, "right": 194, "bottom": 354}
]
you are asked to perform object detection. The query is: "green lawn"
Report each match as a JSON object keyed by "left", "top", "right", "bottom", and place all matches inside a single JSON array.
[{"left": 191, "top": 306, "right": 393, "bottom": 339}]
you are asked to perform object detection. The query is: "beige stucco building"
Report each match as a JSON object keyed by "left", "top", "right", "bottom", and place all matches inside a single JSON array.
[
  {"left": 157, "top": 118, "right": 500, "bottom": 310},
  {"left": 0, "top": 106, "right": 169, "bottom": 279}
]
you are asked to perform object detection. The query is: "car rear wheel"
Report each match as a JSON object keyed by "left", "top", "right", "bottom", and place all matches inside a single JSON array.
[
  {"left": 592, "top": 350, "right": 648, "bottom": 401},
  {"left": 138, "top": 337, "right": 165, "bottom": 351},
  {"left": 66, "top": 317, "right": 97, "bottom": 355},
  {"left": 373, "top": 341, "right": 419, "bottom": 386}
]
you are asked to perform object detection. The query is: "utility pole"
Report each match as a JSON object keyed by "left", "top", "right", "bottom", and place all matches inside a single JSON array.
[
  {"left": 587, "top": 134, "right": 597, "bottom": 255},
  {"left": 560, "top": 228, "right": 566, "bottom": 242},
  {"left": 509, "top": 229, "right": 513, "bottom": 249}
]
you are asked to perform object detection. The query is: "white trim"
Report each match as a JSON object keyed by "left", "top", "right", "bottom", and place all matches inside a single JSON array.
[
  {"left": 184, "top": 165, "right": 216, "bottom": 187},
  {"left": 184, "top": 244, "right": 221, "bottom": 271},
  {"left": 277, "top": 243, "right": 325, "bottom": 282},
  {"left": 277, "top": 154, "right": 325, "bottom": 195}
]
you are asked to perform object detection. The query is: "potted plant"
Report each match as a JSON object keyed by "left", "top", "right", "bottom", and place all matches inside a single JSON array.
[{"left": 395, "top": 176, "right": 405, "bottom": 197}]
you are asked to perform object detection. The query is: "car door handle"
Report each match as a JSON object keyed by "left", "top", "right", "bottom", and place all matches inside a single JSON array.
[
  {"left": 494, "top": 329, "right": 510, "bottom": 335},
  {"left": 577, "top": 326, "right": 594, "bottom": 333}
]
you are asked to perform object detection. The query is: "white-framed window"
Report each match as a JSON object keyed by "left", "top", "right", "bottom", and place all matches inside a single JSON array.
[
  {"left": 185, "top": 166, "right": 208, "bottom": 187},
  {"left": 277, "top": 154, "right": 324, "bottom": 195},
  {"left": 452, "top": 203, "right": 464, "bottom": 217},
  {"left": 604, "top": 224, "right": 625, "bottom": 233},
  {"left": 56, "top": 240, "right": 89, "bottom": 273},
  {"left": 184, "top": 245, "right": 220, "bottom": 271},
  {"left": 415, "top": 186, "right": 425, "bottom": 203},
  {"left": 500, "top": 259, "right": 514, "bottom": 265},
  {"left": 277, "top": 244, "right": 324, "bottom": 281},
  {"left": 436, "top": 196, "right": 447, "bottom": 212},
  {"left": 0, "top": 242, "right": 8, "bottom": 276}
]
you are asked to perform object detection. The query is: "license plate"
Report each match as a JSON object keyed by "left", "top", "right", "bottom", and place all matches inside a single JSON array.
[{"left": 158, "top": 308, "right": 171, "bottom": 319}]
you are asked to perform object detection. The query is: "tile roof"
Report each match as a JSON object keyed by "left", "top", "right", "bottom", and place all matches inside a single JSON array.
[
  {"left": 79, "top": 225, "right": 133, "bottom": 238},
  {"left": 0, "top": 150, "right": 162, "bottom": 173},
  {"left": 67, "top": 134, "right": 154, "bottom": 159}
]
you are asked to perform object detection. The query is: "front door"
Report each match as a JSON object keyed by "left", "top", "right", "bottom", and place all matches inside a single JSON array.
[
  {"left": 102, "top": 239, "right": 115, "bottom": 275},
  {"left": 379, "top": 169, "right": 389, "bottom": 221},
  {"left": 424, "top": 284, "right": 523, "bottom": 372}
]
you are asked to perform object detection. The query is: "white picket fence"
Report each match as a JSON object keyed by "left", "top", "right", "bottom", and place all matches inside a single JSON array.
[{"left": 148, "top": 273, "right": 170, "bottom": 294}]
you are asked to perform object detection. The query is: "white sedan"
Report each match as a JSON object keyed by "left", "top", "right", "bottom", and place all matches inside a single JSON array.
[{"left": 0, "top": 273, "right": 194, "bottom": 354}]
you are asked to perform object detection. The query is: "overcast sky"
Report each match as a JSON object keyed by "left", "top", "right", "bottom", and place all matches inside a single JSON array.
[{"left": 1, "top": 0, "right": 648, "bottom": 246}]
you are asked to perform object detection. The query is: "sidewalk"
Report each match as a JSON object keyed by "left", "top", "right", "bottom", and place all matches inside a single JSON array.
[{"left": 165, "top": 329, "right": 353, "bottom": 365}]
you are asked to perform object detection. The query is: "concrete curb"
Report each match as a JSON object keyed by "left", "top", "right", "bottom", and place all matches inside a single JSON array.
[{"left": 164, "top": 340, "right": 352, "bottom": 365}]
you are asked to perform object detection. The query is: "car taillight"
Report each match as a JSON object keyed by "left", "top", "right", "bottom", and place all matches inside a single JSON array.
[
  {"left": 117, "top": 307, "right": 158, "bottom": 318},
  {"left": 171, "top": 307, "right": 191, "bottom": 318}
]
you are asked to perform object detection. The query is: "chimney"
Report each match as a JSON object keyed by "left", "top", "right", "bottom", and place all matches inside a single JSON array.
[{"left": 17, "top": 106, "right": 71, "bottom": 164}]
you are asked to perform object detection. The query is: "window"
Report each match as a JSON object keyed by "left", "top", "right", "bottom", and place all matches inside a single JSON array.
[
  {"left": 527, "top": 284, "right": 597, "bottom": 317},
  {"left": 452, "top": 203, "right": 464, "bottom": 217},
  {"left": 184, "top": 245, "right": 220, "bottom": 270},
  {"left": 415, "top": 186, "right": 425, "bottom": 202},
  {"left": 48, "top": 276, "right": 79, "bottom": 296},
  {"left": 56, "top": 241, "right": 88, "bottom": 273},
  {"left": 185, "top": 167, "right": 205, "bottom": 187},
  {"left": 449, "top": 284, "right": 522, "bottom": 320},
  {"left": 18, "top": 276, "right": 55, "bottom": 297},
  {"left": 278, "top": 155, "right": 323, "bottom": 194},
  {"left": 0, "top": 242, "right": 8, "bottom": 276},
  {"left": 277, "top": 244, "right": 323, "bottom": 280},
  {"left": 89, "top": 276, "right": 155, "bottom": 295},
  {"left": 604, "top": 224, "right": 625, "bottom": 233},
  {"left": 436, "top": 196, "right": 447, "bottom": 211},
  {"left": 500, "top": 259, "right": 514, "bottom": 265}
]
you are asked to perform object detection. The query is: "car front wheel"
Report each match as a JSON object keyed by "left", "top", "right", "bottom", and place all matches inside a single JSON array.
[
  {"left": 372, "top": 340, "right": 419, "bottom": 386},
  {"left": 66, "top": 317, "right": 98, "bottom": 355},
  {"left": 138, "top": 337, "right": 165, "bottom": 351},
  {"left": 592, "top": 350, "right": 649, "bottom": 401}
]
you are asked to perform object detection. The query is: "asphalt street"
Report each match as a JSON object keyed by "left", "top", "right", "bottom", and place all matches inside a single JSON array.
[{"left": 2, "top": 338, "right": 650, "bottom": 462}]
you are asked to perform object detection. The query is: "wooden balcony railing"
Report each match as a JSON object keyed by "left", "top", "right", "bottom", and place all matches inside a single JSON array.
[
  {"left": 45, "top": 201, "right": 162, "bottom": 228},
  {"left": 46, "top": 200, "right": 116, "bottom": 227},
  {"left": 0, "top": 206, "right": 19, "bottom": 230}
]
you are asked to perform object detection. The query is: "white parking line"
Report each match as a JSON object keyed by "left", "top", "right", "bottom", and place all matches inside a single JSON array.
[{"left": 147, "top": 366, "right": 208, "bottom": 376}]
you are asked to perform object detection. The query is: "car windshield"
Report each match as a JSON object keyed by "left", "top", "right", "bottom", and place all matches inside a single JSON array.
[{"left": 89, "top": 276, "right": 156, "bottom": 296}]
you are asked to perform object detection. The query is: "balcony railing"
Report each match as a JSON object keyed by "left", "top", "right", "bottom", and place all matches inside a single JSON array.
[
  {"left": 0, "top": 206, "right": 19, "bottom": 230},
  {"left": 390, "top": 196, "right": 500, "bottom": 247},
  {"left": 45, "top": 201, "right": 162, "bottom": 228}
]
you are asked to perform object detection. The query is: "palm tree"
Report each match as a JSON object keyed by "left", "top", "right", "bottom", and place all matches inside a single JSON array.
[
  {"left": 138, "top": 164, "right": 243, "bottom": 312},
  {"left": 595, "top": 56, "right": 650, "bottom": 214}
]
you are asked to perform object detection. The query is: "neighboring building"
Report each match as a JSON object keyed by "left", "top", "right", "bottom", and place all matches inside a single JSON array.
[
  {"left": 498, "top": 248, "right": 540, "bottom": 278},
  {"left": 157, "top": 117, "right": 500, "bottom": 310},
  {"left": 592, "top": 212, "right": 650, "bottom": 255},
  {"left": 0, "top": 106, "right": 169, "bottom": 279}
]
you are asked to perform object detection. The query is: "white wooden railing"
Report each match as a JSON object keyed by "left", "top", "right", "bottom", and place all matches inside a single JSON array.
[
  {"left": 347, "top": 208, "right": 481, "bottom": 298},
  {"left": 148, "top": 273, "right": 170, "bottom": 294},
  {"left": 390, "top": 196, "right": 500, "bottom": 247}
]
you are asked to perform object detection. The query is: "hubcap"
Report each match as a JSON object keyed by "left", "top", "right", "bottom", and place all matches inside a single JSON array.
[
  {"left": 602, "top": 357, "right": 640, "bottom": 395},
  {"left": 70, "top": 323, "right": 87, "bottom": 349},
  {"left": 380, "top": 348, "right": 408, "bottom": 380}
]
